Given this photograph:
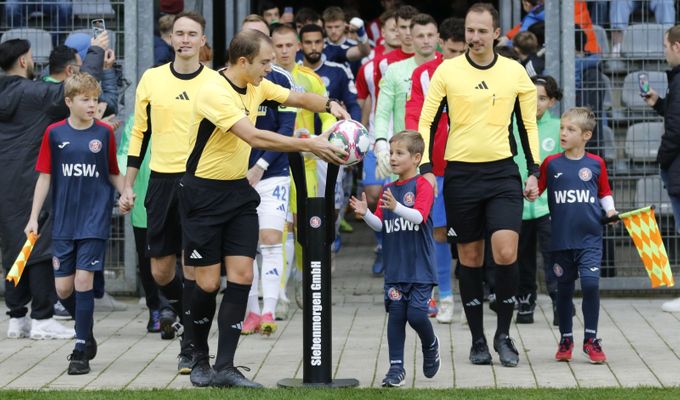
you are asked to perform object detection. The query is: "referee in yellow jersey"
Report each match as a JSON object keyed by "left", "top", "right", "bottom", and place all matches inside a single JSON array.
[
  {"left": 119, "top": 12, "right": 219, "bottom": 373},
  {"left": 418, "top": 3, "right": 539, "bottom": 368},
  {"left": 183, "top": 29, "right": 348, "bottom": 388}
]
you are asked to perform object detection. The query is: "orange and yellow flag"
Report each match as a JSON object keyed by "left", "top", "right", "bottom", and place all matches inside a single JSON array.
[
  {"left": 5, "top": 233, "right": 38, "bottom": 286},
  {"left": 619, "top": 206, "right": 674, "bottom": 288}
]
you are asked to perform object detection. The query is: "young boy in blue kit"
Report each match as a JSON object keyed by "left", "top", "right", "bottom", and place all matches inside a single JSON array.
[
  {"left": 537, "top": 107, "right": 618, "bottom": 364},
  {"left": 25, "top": 72, "right": 125, "bottom": 375},
  {"left": 350, "top": 130, "right": 440, "bottom": 387}
]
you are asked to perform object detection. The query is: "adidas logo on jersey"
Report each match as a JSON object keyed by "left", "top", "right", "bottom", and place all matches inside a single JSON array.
[
  {"left": 474, "top": 81, "right": 489, "bottom": 89},
  {"left": 189, "top": 250, "right": 203, "bottom": 259},
  {"left": 175, "top": 91, "right": 190, "bottom": 100},
  {"left": 265, "top": 268, "right": 280, "bottom": 276}
]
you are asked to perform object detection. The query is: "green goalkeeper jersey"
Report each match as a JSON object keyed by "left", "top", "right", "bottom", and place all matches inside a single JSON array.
[{"left": 374, "top": 57, "right": 419, "bottom": 142}]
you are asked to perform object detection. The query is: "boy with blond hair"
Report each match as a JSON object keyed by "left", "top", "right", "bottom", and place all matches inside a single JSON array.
[
  {"left": 25, "top": 72, "right": 124, "bottom": 374},
  {"left": 538, "top": 107, "right": 617, "bottom": 364}
]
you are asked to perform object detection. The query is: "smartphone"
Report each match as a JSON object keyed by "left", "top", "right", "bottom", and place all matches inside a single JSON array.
[
  {"left": 92, "top": 19, "right": 106, "bottom": 38},
  {"left": 638, "top": 72, "right": 650, "bottom": 96}
]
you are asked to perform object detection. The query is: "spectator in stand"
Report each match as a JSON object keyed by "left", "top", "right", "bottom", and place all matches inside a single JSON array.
[
  {"left": 499, "top": 0, "right": 600, "bottom": 54},
  {"left": 642, "top": 25, "right": 680, "bottom": 313},
  {"left": 155, "top": 15, "right": 176, "bottom": 66},
  {"left": 3, "top": 0, "right": 72, "bottom": 44},
  {"left": 260, "top": 0, "right": 280, "bottom": 25},
  {"left": 160, "top": 0, "right": 184, "bottom": 15},
  {"left": 199, "top": 42, "right": 213, "bottom": 67},
  {"left": 610, "top": 0, "right": 676, "bottom": 57},
  {"left": 513, "top": 31, "right": 544, "bottom": 77}
]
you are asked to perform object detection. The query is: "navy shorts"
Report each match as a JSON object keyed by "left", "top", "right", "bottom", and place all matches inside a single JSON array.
[
  {"left": 384, "top": 283, "right": 434, "bottom": 313},
  {"left": 52, "top": 239, "right": 107, "bottom": 278},
  {"left": 551, "top": 247, "right": 602, "bottom": 283}
]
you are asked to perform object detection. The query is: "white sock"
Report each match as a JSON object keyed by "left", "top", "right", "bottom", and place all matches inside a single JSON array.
[
  {"left": 282, "top": 232, "right": 295, "bottom": 299},
  {"left": 261, "top": 244, "right": 283, "bottom": 315},
  {"left": 247, "top": 260, "right": 260, "bottom": 315}
]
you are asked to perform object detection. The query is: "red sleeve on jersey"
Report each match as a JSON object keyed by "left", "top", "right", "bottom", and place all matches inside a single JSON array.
[
  {"left": 506, "top": 22, "right": 521, "bottom": 40},
  {"left": 35, "top": 127, "right": 53, "bottom": 174},
  {"left": 593, "top": 154, "right": 612, "bottom": 198},
  {"left": 107, "top": 125, "right": 120, "bottom": 175},
  {"left": 414, "top": 177, "right": 435, "bottom": 222},
  {"left": 356, "top": 63, "right": 369, "bottom": 100},
  {"left": 373, "top": 186, "right": 385, "bottom": 222},
  {"left": 405, "top": 67, "right": 423, "bottom": 130}
]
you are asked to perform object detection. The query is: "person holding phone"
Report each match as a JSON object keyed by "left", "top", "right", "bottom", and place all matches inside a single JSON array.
[{"left": 642, "top": 25, "right": 680, "bottom": 313}]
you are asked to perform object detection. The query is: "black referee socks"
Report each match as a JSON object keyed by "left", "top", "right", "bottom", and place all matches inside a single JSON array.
[
  {"left": 494, "top": 262, "right": 518, "bottom": 339},
  {"left": 459, "top": 264, "right": 485, "bottom": 341},
  {"left": 214, "top": 281, "right": 251, "bottom": 371}
]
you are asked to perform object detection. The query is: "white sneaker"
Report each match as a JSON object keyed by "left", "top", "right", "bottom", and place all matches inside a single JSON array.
[
  {"left": 436, "top": 296, "right": 454, "bottom": 324},
  {"left": 94, "top": 292, "right": 128, "bottom": 312},
  {"left": 30, "top": 318, "right": 75, "bottom": 340},
  {"left": 661, "top": 297, "right": 680, "bottom": 312},
  {"left": 7, "top": 316, "right": 31, "bottom": 338},
  {"left": 276, "top": 297, "right": 290, "bottom": 321}
]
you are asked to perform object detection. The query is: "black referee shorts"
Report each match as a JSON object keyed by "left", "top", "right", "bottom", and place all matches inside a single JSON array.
[
  {"left": 145, "top": 172, "right": 183, "bottom": 258},
  {"left": 178, "top": 175, "right": 261, "bottom": 267},
  {"left": 443, "top": 158, "right": 523, "bottom": 244}
]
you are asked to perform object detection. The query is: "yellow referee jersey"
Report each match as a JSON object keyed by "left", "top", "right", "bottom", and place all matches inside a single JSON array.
[
  {"left": 127, "top": 63, "right": 219, "bottom": 173},
  {"left": 186, "top": 72, "right": 291, "bottom": 181},
  {"left": 418, "top": 53, "right": 539, "bottom": 175}
]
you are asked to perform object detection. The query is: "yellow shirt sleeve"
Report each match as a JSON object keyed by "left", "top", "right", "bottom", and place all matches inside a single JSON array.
[
  {"left": 417, "top": 64, "right": 448, "bottom": 171},
  {"left": 514, "top": 66, "right": 540, "bottom": 173},
  {"left": 309, "top": 73, "right": 336, "bottom": 131},
  {"left": 196, "top": 81, "right": 248, "bottom": 133},
  {"left": 260, "top": 78, "right": 291, "bottom": 104},
  {"left": 127, "top": 72, "right": 151, "bottom": 167}
]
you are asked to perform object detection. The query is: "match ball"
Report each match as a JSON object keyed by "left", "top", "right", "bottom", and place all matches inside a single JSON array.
[{"left": 328, "top": 119, "right": 370, "bottom": 166}]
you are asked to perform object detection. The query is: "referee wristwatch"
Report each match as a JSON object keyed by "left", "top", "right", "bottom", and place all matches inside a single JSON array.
[{"left": 325, "top": 98, "right": 341, "bottom": 113}]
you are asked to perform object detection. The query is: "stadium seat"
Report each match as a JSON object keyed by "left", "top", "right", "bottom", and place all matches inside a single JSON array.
[
  {"left": 592, "top": 24, "right": 610, "bottom": 54},
  {"left": 70, "top": 28, "right": 117, "bottom": 54},
  {"left": 622, "top": 23, "right": 672, "bottom": 59},
  {"left": 0, "top": 28, "right": 53, "bottom": 63},
  {"left": 621, "top": 70, "right": 667, "bottom": 110},
  {"left": 625, "top": 122, "right": 663, "bottom": 162},
  {"left": 634, "top": 175, "right": 673, "bottom": 216},
  {"left": 73, "top": 0, "right": 116, "bottom": 19},
  {"left": 602, "top": 124, "right": 616, "bottom": 161},
  {"left": 601, "top": 73, "right": 613, "bottom": 110}
]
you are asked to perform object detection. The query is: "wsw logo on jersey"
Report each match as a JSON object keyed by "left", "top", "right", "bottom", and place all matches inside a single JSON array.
[
  {"left": 61, "top": 163, "right": 99, "bottom": 178},
  {"left": 385, "top": 217, "right": 420, "bottom": 233},
  {"left": 554, "top": 189, "right": 595, "bottom": 204}
]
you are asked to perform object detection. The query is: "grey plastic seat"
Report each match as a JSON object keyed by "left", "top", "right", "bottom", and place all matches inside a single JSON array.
[
  {"left": 622, "top": 23, "right": 671, "bottom": 59},
  {"left": 0, "top": 28, "right": 53, "bottom": 63},
  {"left": 73, "top": 0, "right": 116, "bottom": 19},
  {"left": 621, "top": 70, "right": 668, "bottom": 110},
  {"left": 634, "top": 176, "right": 673, "bottom": 216},
  {"left": 625, "top": 122, "right": 663, "bottom": 162},
  {"left": 592, "top": 24, "right": 610, "bottom": 54}
]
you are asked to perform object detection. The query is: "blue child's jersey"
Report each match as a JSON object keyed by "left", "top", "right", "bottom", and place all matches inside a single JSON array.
[
  {"left": 538, "top": 152, "right": 612, "bottom": 251},
  {"left": 248, "top": 65, "right": 296, "bottom": 179},
  {"left": 36, "top": 119, "right": 119, "bottom": 240},
  {"left": 374, "top": 175, "right": 437, "bottom": 285}
]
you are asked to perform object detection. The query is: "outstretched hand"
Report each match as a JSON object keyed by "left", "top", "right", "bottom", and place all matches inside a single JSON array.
[{"left": 350, "top": 192, "right": 369, "bottom": 216}]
